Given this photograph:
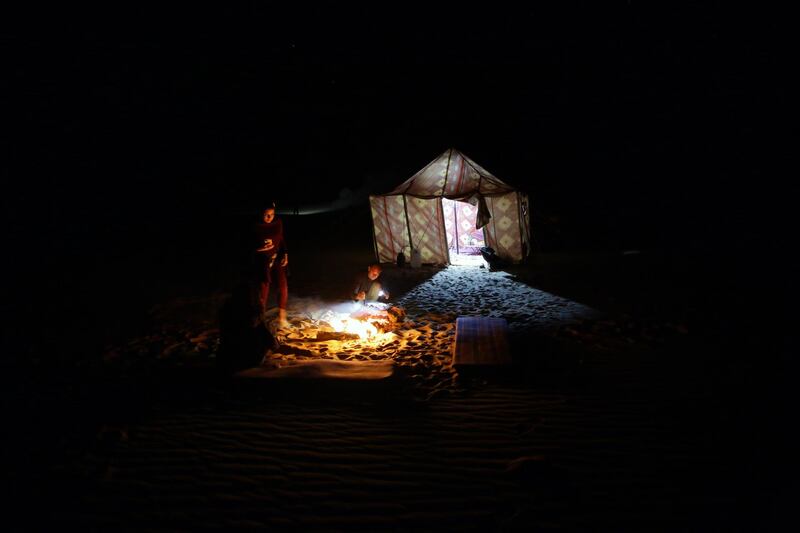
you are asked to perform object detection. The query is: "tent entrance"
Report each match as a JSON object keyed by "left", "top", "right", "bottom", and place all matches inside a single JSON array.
[{"left": 442, "top": 198, "right": 486, "bottom": 266}]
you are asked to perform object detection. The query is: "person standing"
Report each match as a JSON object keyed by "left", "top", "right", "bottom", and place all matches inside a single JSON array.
[{"left": 254, "top": 203, "right": 289, "bottom": 328}]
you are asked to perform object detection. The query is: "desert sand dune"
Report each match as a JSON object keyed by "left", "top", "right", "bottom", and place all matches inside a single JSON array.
[{"left": 24, "top": 261, "right": 749, "bottom": 530}]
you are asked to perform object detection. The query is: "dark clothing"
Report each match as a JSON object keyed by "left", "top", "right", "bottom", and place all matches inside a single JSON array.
[
  {"left": 480, "top": 246, "right": 505, "bottom": 271},
  {"left": 352, "top": 272, "right": 386, "bottom": 302},
  {"left": 253, "top": 217, "right": 288, "bottom": 310},
  {"left": 254, "top": 218, "right": 287, "bottom": 261},
  {"left": 260, "top": 260, "right": 288, "bottom": 310},
  {"left": 217, "top": 282, "right": 278, "bottom": 375}
]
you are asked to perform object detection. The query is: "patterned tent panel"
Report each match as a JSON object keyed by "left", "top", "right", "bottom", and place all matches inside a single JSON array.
[
  {"left": 369, "top": 195, "right": 410, "bottom": 263},
  {"left": 477, "top": 175, "right": 509, "bottom": 194},
  {"left": 389, "top": 149, "right": 515, "bottom": 198},
  {"left": 443, "top": 199, "right": 485, "bottom": 254},
  {"left": 483, "top": 192, "right": 523, "bottom": 262},
  {"left": 442, "top": 154, "right": 466, "bottom": 197},
  {"left": 459, "top": 152, "right": 514, "bottom": 196},
  {"left": 406, "top": 197, "right": 448, "bottom": 264},
  {"left": 388, "top": 155, "right": 446, "bottom": 197}
]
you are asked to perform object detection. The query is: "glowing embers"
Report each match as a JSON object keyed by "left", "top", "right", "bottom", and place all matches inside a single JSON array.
[
  {"left": 283, "top": 303, "right": 404, "bottom": 350},
  {"left": 325, "top": 312, "right": 380, "bottom": 340}
]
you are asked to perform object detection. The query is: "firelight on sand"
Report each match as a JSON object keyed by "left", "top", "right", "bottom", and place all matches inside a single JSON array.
[
  {"left": 327, "top": 313, "right": 380, "bottom": 339},
  {"left": 318, "top": 303, "right": 397, "bottom": 345},
  {"left": 283, "top": 302, "right": 400, "bottom": 350}
]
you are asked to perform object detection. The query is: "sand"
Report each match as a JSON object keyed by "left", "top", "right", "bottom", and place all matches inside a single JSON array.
[
  {"left": 12, "top": 256, "right": 773, "bottom": 530},
  {"left": 242, "top": 266, "right": 601, "bottom": 400}
]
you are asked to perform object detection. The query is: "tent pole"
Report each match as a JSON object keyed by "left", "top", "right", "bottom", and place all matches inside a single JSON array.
[
  {"left": 489, "top": 196, "right": 499, "bottom": 254},
  {"left": 382, "top": 196, "right": 396, "bottom": 260},
  {"left": 372, "top": 221, "right": 380, "bottom": 262},
  {"left": 481, "top": 197, "right": 488, "bottom": 252},
  {"left": 438, "top": 149, "right": 454, "bottom": 265},
  {"left": 402, "top": 194, "right": 413, "bottom": 256},
  {"left": 369, "top": 197, "right": 380, "bottom": 262},
  {"left": 437, "top": 198, "right": 449, "bottom": 265},
  {"left": 441, "top": 148, "right": 453, "bottom": 196},
  {"left": 453, "top": 200, "right": 460, "bottom": 255}
]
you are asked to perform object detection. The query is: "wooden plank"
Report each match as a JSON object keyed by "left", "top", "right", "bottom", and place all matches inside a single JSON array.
[{"left": 452, "top": 317, "right": 511, "bottom": 366}]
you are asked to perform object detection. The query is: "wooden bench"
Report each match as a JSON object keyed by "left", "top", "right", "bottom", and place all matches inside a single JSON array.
[{"left": 452, "top": 317, "right": 511, "bottom": 366}]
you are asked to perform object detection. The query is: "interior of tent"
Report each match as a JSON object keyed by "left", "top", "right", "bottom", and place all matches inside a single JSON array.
[{"left": 442, "top": 198, "right": 486, "bottom": 266}]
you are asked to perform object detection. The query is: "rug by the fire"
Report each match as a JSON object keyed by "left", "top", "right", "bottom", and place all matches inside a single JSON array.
[
  {"left": 234, "top": 359, "right": 394, "bottom": 379},
  {"left": 452, "top": 317, "right": 511, "bottom": 366}
]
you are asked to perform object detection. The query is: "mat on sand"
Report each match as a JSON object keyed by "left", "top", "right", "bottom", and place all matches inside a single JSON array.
[
  {"left": 234, "top": 359, "right": 394, "bottom": 380},
  {"left": 452, "top": 316, "right": 511, "bottom": 366}
]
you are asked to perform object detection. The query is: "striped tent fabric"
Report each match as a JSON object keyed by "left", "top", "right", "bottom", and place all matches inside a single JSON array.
[
  {"left": 370, "top": 148, "right": 531, "bottom": 265},
  {"left": 388, "top": 149, "right": 515, "bottom": 198},
  {"left": 484, "top": 192, "right": 525, "bottom": 261},
  {"left": 405, "top": 197, "right": 449, "bottom": 264},
  {"left": 369, "top": 195, "right": 410, "bottom": 263}
]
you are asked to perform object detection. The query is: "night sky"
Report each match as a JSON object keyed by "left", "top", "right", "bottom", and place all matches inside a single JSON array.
[{"left": 8, "top": 4, "right": 789, "bottom": 275}]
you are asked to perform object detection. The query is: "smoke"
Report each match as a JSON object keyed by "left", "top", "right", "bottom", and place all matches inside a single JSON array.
[{"left": 275, "top": 178, "right": 381, "bottom": 215}]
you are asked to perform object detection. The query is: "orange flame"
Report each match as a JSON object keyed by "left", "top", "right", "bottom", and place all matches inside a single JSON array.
[{"left": 327, "top": 314, "right": 379, "bottom": 340}]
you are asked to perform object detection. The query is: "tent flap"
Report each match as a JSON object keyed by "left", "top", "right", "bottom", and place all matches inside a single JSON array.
[{"left": 405, "top": 197, "right": 448, "bottom": 265}]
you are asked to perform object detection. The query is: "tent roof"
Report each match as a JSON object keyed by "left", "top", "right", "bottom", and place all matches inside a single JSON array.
[{"left": 381, "top": 148, "right": 516, "bottom": 198}]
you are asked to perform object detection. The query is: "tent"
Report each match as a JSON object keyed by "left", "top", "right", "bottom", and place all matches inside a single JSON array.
[{"left": 369, "top": 148, "right": 531, "bottom": 265}]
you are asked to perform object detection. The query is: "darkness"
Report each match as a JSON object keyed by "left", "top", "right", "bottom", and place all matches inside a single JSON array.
[
  {"left": 10, "top": 4, "right": 789, "bottom": 245},
  {"left": 3, "top": 3, "right": 795, "bottom": 527},
  {"left": 8, "top": 5, "right": 790, "bottom": 320}
]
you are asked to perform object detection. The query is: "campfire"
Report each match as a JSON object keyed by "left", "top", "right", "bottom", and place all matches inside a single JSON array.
[
  {"left": 295, "top": 302, "right": 404, "bottom": 346},
  {"left": 326, "top": 313, "right": 381, "bottom": 340}
]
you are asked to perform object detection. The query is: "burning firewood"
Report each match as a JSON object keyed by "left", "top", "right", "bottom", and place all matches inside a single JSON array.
[
  {"left": 387, "top": 306, "right": 406, "bottom": 323},
  {"left": 313, "top": 331, "right": 361, "bottom": 342},
  {"left": 290, "top": 304, "right": 408, "bottom": 342},
  {"left": 346, "top": 305, "right": 406, "bottom": 333}
]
